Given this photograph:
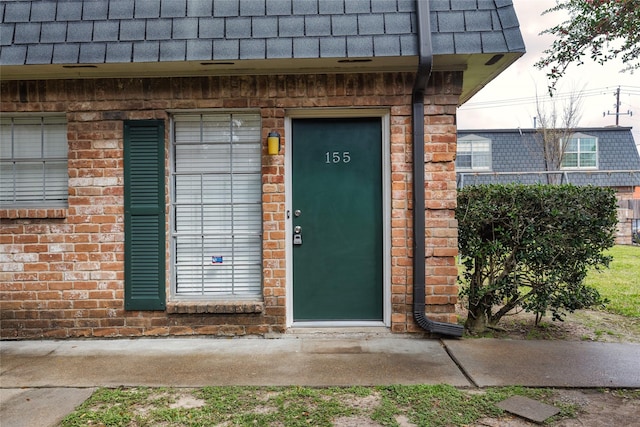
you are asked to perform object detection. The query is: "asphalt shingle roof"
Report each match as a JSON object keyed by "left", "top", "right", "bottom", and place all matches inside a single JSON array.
[
  {"left": 457, "top": 128, "right": 640, "bottom": 187},
  {"left": 0, "top": 0, "right": 525, "bottom": 65}
]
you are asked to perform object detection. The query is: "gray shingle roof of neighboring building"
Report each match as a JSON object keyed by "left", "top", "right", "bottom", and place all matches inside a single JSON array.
[
  {"left": 0, "top": 0, "right": 525, "bottom": 65},
  {"left": 456, "top": 128, "right": 640, "bottom": 188}
]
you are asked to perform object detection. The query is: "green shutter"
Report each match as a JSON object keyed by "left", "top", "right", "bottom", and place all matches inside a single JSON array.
[{"left": 124, "top": 120, "right": 166, "bottom": 310}]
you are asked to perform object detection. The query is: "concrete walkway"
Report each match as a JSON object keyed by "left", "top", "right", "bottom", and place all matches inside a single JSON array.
[{"left": 2, "top": 335, "right": 639, "bottom": 426}]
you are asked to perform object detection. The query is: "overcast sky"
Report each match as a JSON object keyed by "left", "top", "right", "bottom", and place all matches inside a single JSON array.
[{"left": 457, "top": 0, "right": 640, "bottom": 153}]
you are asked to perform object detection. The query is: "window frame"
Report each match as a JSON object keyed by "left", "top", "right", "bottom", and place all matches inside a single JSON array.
[
  {"left": 455, "top": 134, "right": 492, "bottom": 171},
  {"left": 170, "top": 111, "right": 263, "bottom": 301},
  {"left": 0, "top": 114, "right": 68, "bottom": 208},
  {"left": 560, "top": 133, "right": 599, "bottom": 170}
]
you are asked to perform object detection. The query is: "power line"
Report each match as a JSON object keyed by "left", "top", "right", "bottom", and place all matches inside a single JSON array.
[{"left": 459, "top": 86, "right": 638, "bottom": 111}]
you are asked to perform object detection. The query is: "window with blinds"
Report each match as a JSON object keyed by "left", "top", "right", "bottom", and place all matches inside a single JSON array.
[
  {"left": 172, "top": 113, "right": 262, "bottom": 298},
  {"left": 0, "top": 116, "right": 68, "bottom": 207}
]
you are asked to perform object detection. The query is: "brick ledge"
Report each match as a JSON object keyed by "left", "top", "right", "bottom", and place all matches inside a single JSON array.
[
  {"left": 0, "top": 208, "right": 67, "bottom": 219},
  {"left": 166, "top": 301, "right": 264, "bottom": 314}
]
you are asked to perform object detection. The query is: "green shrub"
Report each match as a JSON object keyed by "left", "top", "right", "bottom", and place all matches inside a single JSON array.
[{"left": 456, "top": 184, "right": 617, "bottom": 333}]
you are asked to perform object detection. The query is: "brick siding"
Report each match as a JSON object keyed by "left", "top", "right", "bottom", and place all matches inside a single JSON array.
[{"left": 0, "top": 71, "right": 462, "bottom": 339}]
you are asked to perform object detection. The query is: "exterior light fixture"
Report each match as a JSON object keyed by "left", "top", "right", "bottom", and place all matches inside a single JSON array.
[{"left": 267, "top": 131, "right": 281, "bottom": 155}]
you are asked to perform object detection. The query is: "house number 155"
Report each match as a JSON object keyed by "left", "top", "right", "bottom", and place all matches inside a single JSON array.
[{"left": 325, "top": 151, "right": 351, "bottom": 164}]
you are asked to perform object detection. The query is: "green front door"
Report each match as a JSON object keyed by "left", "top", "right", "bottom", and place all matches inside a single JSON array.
[{"left": 292, "top": 118, "right": 383, "bottom": 321}]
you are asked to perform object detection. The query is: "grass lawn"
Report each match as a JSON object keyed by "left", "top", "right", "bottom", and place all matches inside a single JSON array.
[
  {"left": 585, "top": 245, "right": 640, "bottom": 318},
  {"left": 61, "top": 385, "right": 582, "bottom": 427},
  {"left": 456, "top": 245, "right": 639, "bottom": 319}
]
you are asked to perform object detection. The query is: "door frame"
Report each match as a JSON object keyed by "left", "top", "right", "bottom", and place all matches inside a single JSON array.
[{"left": 284, "top": 109, "right": 391, "bottom": 328}]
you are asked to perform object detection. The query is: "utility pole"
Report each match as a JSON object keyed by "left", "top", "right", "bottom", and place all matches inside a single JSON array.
[{"left": 604, "top": 86, "right": 633, "bottom": 126}]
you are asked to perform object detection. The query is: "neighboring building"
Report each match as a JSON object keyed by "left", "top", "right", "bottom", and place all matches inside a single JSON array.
[
  {"left": 456, "top": 127, "right": 640, "bottom": 243},
  {"left": 0, "top": 0, "right": 524, "bottom": 339}
]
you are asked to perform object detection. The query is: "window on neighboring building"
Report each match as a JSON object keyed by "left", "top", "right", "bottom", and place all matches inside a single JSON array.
[
  {"left": 561, "top": 134, "right": 598, "bottom": 169},
  {"left": 171, "top": 113, "right": 262, "bottom": 298},
  {"left": 0, "top": 116, "right": 68, "bottom": 207},
  {"left": 456, "top": 135, "right": 492, "bottom": 171}
]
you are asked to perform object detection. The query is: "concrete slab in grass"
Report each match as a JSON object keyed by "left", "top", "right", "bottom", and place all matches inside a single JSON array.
[{"left": 496, "top": 395, "right": 560, "bottom": 423}]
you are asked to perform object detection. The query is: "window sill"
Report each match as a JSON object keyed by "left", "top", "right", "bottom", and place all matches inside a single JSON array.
[
  {"left": 166, "top": 301, "right": 264, "bottom": 314},
  {"left": 0, "top": 208, "right": 68, "bottom": 219}
]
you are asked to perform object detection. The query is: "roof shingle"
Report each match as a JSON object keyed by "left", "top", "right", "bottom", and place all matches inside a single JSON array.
[
  {"left": 0, "top": 23, "right": 15, "bottom": 46},
  {"left": 198, "top": 18, "right": 225, "bottom": 39},
  {"left": 30, "top": 2, "right": 57, "bottom": 22},
  {"left": 293, "top": 37, "right": 319, "bottom": 58},
  {"left": 239, "top": 39, "right": 265, "bottom": 59},
  {"left": 106, "top": 42, "right": 132, "bottom": 62},
  {"left": 160, "top": 40, "right": 186, "bottom": 61},
  {"left": 186, "top": 39, "right": 212, "bottom": 60},
  {"left": 79, "top": 43, "right": 107, "bottom": 63},
  {"left": 267, "top": 37, "right": 293, "bottom": 58},
  {"left": 133, "top": 40, "right": 159, "bottom": 62},
  {"left": 82, "top": 1, "right": 108, "bottom": 20},
  {"left": 173, "top": 18, "right": 199, "bottom": 39},
  {"left": 109, "top": 0, "right": 135, "bottom": 19},
  {"left": 26, "top": 44, "right": 53, "bottom": 64},
  {"left": 305, "top": 15, "right": 331, "bottom": 37},
  {"left": 14, "top": 23, "right": 40, "bottom": 44},
  {"left": 147, "top": 19, "right": 172, "bottom": 40},
  {"left": 213, "top": 0, "right": 239, "bottom": 17},
  {"left": 52, "top": 43, "right": 79, "bottom": 63},
  {"left": 135, "top": 0, "right": 161, "bottom": 19},
  {"left": 4, "top": 2, "right": 31, "bottom": 23},
  {"left": 160, "top": 0, "right": 187, "bottom": 18},
  {"left": 240, "top": 0, "right": 266, "bottom": 16},
  {"left": 456, "top": 128, "right": 640, "bottom": 187},
  {"left": 292, "top": 0, "right": 317, "bottom": 15},
  {"left": 0, "top": 0, "right": 525, "bottom": 66},
  {"left": 66, "top": 22, "right": 94, "bottom": 43},
  {"left": 187, "top": 0, "right": 213, "bottom": 17}
]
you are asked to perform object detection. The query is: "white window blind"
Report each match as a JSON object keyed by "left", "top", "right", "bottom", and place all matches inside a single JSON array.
[
  {"left": 0, "top": 116, "right": 68, "bottom": 207},
  {"left": 172, "top": 113, "right": 262, "bottom": 298}
]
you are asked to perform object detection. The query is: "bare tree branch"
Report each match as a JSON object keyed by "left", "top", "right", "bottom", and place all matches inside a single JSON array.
[{"left": 530, "top": 88, "right": 584, "bottom": 183}]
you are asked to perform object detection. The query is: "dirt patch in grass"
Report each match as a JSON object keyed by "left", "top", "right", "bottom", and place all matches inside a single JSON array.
[
  {"left": 471, "top": 389, "right": 640, "bottom": 427},
  {"left": 449, "top": 302, "right": 640, "bottom": 426},
  {"left": 168, "top": 393, "right": 206, "bottom": 410},
  {"left": 65, "top": 386, "right": 639, "bottom": 427},
  {"left": 340, "top": 392, "right": 381, "bottom": 411},
  {"left": 456, "top": 304, "right": 640, "bottom": 343},
  {"left": 332, "top": 415, "right": 386, "bottom": 426},
  {"left": 552, "top": 389, "right": 640, "bottom": 427}
]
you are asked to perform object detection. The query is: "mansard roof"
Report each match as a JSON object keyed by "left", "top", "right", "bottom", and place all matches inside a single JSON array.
[
  {"left": 0, "top": 0, "right": 526, "bottom": 103},
  {"left": 457, "top": 127, "right": 640, "bottom": 187}
]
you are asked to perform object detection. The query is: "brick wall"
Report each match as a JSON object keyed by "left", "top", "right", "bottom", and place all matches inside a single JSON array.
[
  {"left": 0, "top": 71, "right": 462, "bottom": 339},
  {"left": 616, "top": 188, "right": 640, "bottom": 245}
]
